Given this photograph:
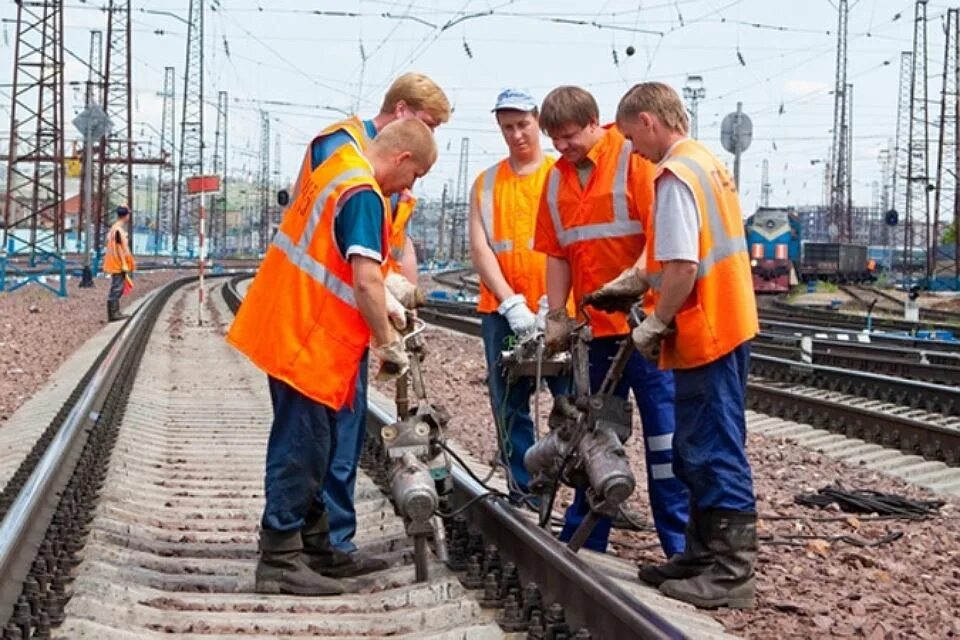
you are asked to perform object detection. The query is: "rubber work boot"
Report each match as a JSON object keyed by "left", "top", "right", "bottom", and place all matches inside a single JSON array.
[
  {"left": 254, "top": 528, "right": 345, "bottom": 595},
  {"left": 301, "top": 513, "right": 389, "bottom": 578},
  {"left": 637, "top": 508, "right": 712, "bottom": 586},
  {"left": 107, "top": 300, "right": 128, "bottom": 322},
  {"left": 659, "top": 510, "right": 757, "bottom": 609}
]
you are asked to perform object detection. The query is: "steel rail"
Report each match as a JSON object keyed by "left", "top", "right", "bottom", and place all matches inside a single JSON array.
[
  {"left": 0, "top": 276, "right": 207, "bottom": 630},
  {"left": 365, "top": 393, "right": 684, "bottom": 640}
]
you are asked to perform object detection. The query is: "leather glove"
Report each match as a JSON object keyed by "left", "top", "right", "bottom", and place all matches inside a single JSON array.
[
  {"left": 584, "top": 266, "right": 649, "bottom": 313},
  {"left": 631, "top": 312, "right": 669, "bottom": 362},
  {"left": 534, "top": 295, "right": 549, "bottom": 332},
  {"left": 544, "top": 308, "right": 573, "bottom": 353},
  {"left": 384, "top": 272, "right": 425, "bottom": 309},
  {"left": 385, "top": 290, "right": 407, "bottom": 331},
  {"left": 373, "top": 338, "right": 410, "bottom": 381},
  {"left": 498, "top": 293, "right": 536, "bottom": 338}
]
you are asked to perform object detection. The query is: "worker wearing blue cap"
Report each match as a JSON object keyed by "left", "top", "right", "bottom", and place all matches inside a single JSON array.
[{"left": 470, "top": 88, "right": 571, "bottom": 502}]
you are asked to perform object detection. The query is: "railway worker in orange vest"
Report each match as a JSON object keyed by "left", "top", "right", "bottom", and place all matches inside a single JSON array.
[
  {"left": 593, "top": 82, "right": 759, "bottom": 609},
  {"left": 469, "top": 89, "right": 570, "bottom": 502},
  {"left": 313, "top": 73, "right": 450, "bottom": 569},
  {"left": 226, "top": 119, "right": 438, "bottom": 596},
  {"left": 533, "top": 86, "right": 689, "bottom": 558},
  {"left": 103, "top": 204, "right": 136, "bottom": 322}
]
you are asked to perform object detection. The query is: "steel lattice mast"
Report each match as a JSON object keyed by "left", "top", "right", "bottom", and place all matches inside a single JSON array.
[
  {"left": 211, "top": 90, "right": 228, "bottom": 256},
  {"left": 258, "top": 111, "right": 271, "bottom": 253},
  {"left": 451, "top": 137, "right": 470, "bottom": 260},
  {"left": 904, "top": 0, "right": 930, "bottom": 277},
  {"left": 2, "top": 0, "right": 66, "bottom": 292},
  {"left": 828, "top": 0, "right": 851, "bottom": 242},
  {"left": 154, "top": 66, "right": 176, "bottom": 255},
  {"left": 97, "top": 0, "right": 133, "bottom": 250},
  {"left": 174, "top": 0, "right": 204, "bottom": 258},
  {"left": 932, "top": 9, "right": 958, "bottom": 283},
  {"left": 77, "top": 29, "right": 103, "bottom": 256}
]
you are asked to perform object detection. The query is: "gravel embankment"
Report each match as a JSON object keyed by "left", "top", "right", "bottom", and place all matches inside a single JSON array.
[
  {"left": 374, "top": 327, "right": 960, "bottom": 639},
  {"left": 0, "top": 271, "right": 183, "bottom": 424}
]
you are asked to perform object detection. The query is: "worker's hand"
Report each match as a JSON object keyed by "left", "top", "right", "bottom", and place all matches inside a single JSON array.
[
  {"left": 631, "top": 312, "right": 669, "bottom": 362},
  {"left": 498, "top": 293, "right": 536, "bottom": 339},
  {"left": 384, "top": 273, "right": 425, "bottom": 309},
  {"left": 544, "top": 308, "right": 573, "bottom": 353},
  {"left": 534, "top": 295, "right": 550, "bottom": 332},
  {"left": 584, "top": 266, "right": 649, "bottom": 313},
  {"left": 373, "top": 338, "right": 410, "bottom": 381},
  {"left": 385, "top": 289, "right": 408, "bottom": 331}
]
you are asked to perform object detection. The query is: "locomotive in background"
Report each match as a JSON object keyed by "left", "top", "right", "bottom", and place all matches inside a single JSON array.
[{"left": 745, "top": 207, "right": 875, "bottom": 293}]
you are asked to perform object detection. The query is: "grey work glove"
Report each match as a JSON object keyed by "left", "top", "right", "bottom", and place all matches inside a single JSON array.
[
  {"left": 498, "top": 293, "right": 537, "bottom": 339},
  {"left": 631, "top": 312, "right": 669, "bottom": 362},
  {"left": 544, "top": 308, "right": 574, "bottom": 353},
  {"left": 384, "top": 272, "right": 425, "bottom": 309},
  {"left": 373, "top": 338, "right": 410, "bottom": 381},
  {"left": 584, "top": 266, "right": 650, "bottom": 313},
  {"left": 385, "top": 289, "right": 408, "bottom": 331}
]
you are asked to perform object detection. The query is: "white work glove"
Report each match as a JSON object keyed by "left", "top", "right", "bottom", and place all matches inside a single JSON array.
[
  {"left": 373, "top": 338, "right": 410, "bottom": 381},
  {"left": 631, "top": 312, "right": 669, "bottom": 362},
  {"left": 385, "top": 289, "right": 407, "bottom": 331},
  {"left": 498, "top": 293, "right": 537, "bottom": 338},
  {"left": 384, "top": 272, "right": 425, "bottom": 309},
  {"left": 585, "top": 266, "right": 650, "bottom": 313},
  {"left": 544, "top": 308, "right": 574, "bottom": 354},
  {"left": 535, "top": 295, "right": 550, "bottom": 332}
]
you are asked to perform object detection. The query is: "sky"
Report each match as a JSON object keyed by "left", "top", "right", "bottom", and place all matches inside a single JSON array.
[{"left": 0, "top": 0, "right": 954, "bottom": 216}]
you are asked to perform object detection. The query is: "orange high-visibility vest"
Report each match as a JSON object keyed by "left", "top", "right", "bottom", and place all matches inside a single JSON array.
[
  {"left": 536, "top": 126, "right": 654, "bottom": 338},
  {"left": 321, "top": 116, "right": 414, "bottom": 275},
  {"left": 103, "top": 220, "right": 135, "bottom": 274},
  {"left": 226, "top": 141, "right": 389, "bottom": 410},
  {"left": 647, "top": 138, "right": 758, "bottom": 370},
  {"left": 473, "top": 157, "right": 556, "bottom": 313}
]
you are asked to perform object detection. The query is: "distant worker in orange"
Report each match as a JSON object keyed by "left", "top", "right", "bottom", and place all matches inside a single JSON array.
[
  {"left": 103, "top": 204, "right": 135, "bottom": 322},
  {"left": 227, "top": 119, "right": 438, "bottom": 596},
  {"left": 595, "top": 81, "right": 759, "bottom": 609},
  {"left": 469, "top": 89, "right": 569, "bottom": 501}
]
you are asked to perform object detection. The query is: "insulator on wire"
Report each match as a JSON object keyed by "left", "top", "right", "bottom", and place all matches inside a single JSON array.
[
  {"left": 462, "top": 38, "right": 473, "bottom": 59},
  {"left": 612, "top": 47, "right": 619, "bottom": 66}
]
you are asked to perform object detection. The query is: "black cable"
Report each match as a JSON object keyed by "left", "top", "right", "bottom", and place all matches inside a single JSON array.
[{"left": 438, "top": 440, "right": 509, "bottom": 497}]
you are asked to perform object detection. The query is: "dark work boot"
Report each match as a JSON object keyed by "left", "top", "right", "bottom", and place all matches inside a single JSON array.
[
  {"left": 107, "top": 300, "right": 128, "bottom": 322},
  {"left": 638, "top": 508, "right": 712, "bottom": 587},
  {"left": 659, "top": 511, "right": 757, "bottom": 609},
  {"left": 302, "top": 512, "right": 389, "bottom": 578},
  {"left": 254, "top": 529, "right": 345, "bottom": 596}
]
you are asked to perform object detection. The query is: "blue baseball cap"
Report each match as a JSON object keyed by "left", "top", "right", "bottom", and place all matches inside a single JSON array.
[
  {"left": 116, "top": 205, "right": 130, "bottom": 217},
  {"left": 492, "top": 88, "right": 538, "bottom": 113}
]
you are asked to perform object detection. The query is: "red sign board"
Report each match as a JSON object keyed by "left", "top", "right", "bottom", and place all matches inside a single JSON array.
[{"left": 186, "top": 175, "right": 221, "bottom": 195}]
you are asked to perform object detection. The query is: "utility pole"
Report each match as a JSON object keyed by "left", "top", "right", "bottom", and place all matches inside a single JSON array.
[
  {"left": 893, "top": 51, "right": 913, "bottom": 273},
  {"left": 79, "top": 30, "right": 103, "bottom": 285},
  {"left": 682, "top": 75, "right": 706, "bottom": 140},
  {"left": 438, "top": 182, "right": 448, "bottom": 261},
  {"left": 174, "top": 0, "right": 204, "bottom": 260}
]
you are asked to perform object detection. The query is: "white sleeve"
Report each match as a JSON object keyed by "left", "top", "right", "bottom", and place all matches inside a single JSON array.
[{"left": 653, "top": 173, "right": 701, "bottom": 263}]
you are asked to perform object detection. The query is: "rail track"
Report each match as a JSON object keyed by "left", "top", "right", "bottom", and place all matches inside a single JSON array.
[
  {"left": 0, "top": 275, "right": 734, "bottom": 639},
  {"left": 421, "top": 300, "right": 960, "bottom": 467}
]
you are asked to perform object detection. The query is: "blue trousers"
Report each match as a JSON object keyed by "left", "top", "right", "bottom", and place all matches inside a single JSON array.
[
  {"left": 558, "top": 338, "right": 689, "bottom": 557},
  {"left": 481, "top": 313, "right": 570, "bottom": 496},
  {"left": 673, "top": 342, "right": 756, "bottom": 512},
  {"left": 322, "top": 353, "right": 369, "bottom": 552},
  {"left": 261, "top": 375, "right": 336, "bottom": 533}
]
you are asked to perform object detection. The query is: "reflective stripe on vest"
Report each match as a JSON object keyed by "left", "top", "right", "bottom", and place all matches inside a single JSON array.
[
  {"left": 269, "top": 165, "right": 374, "bottom": 310},
  {"left": 476, "top": 164, "right": 536, "bottom": 254},
  {"left": 544, "top": 141, "right": 643, "bottom": 247},
  {"left": 647, "top": 155, "right": 748, "bottom": 290}
]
